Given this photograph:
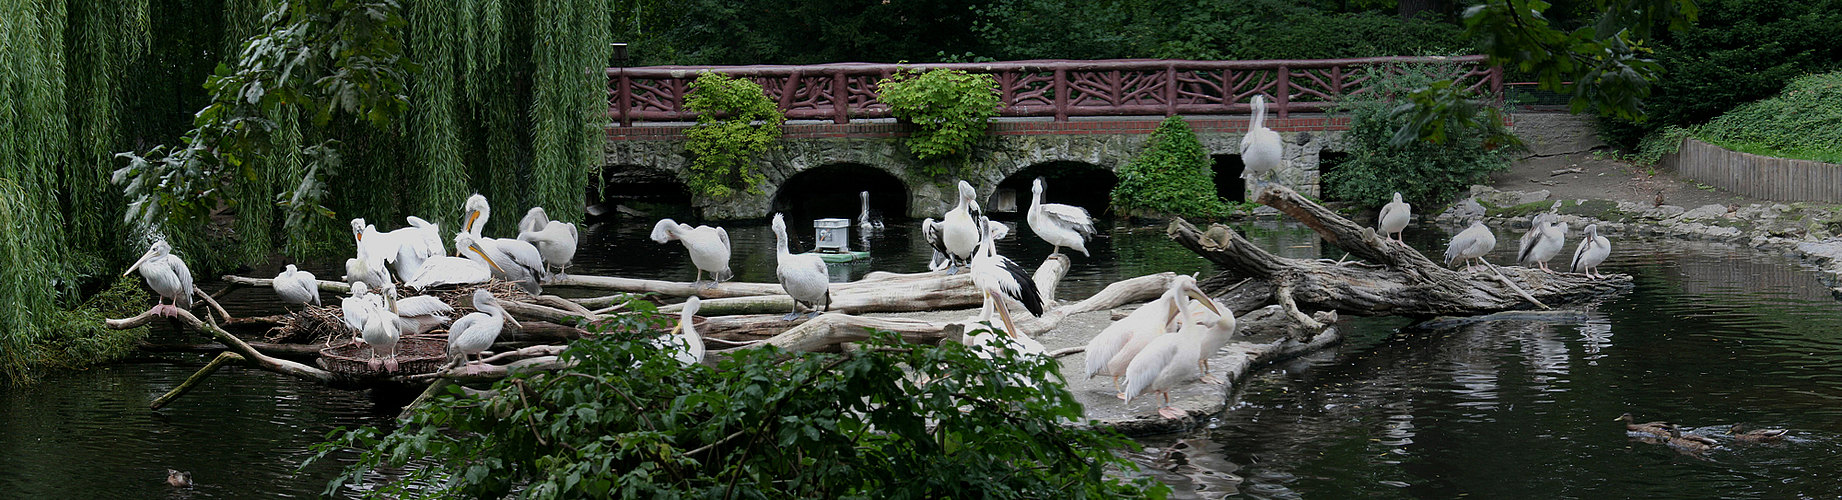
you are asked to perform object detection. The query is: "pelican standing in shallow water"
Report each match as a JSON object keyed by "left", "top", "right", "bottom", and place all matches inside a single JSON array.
[
  {"left": 1444, "top": 221, "right": 1497, "bottom": 272},
  {"left": 969, "top": 216, "right": 1045, "bottom": 337},
  {"left": 1571, "top": 223, "right": 1612, "bottom": 279},
  {"left": 1026, "top": 177, "right": 1095, "bottom": 257},
  {"left": 651, "top": 218, "right": 733, "bottom": 288},
  {"left": 448, "top": 289, "right": 521, "bottom": 369},
  {"left": 272, "top": 264, "right": 321, "bottom": 308},
  {"left": 518, "top": 214, "right": 578, "bottom": 279},
  {"left": 1240, "top": 95, "right": 1284, "bottom": 190},
  {"left": 455, "top": 232, "right": 544, "bottom": 294},
  {"left": 657, "top": 296, "right": 705, "bottom": 365},
  {"left": 1377, "top": 192, "right": 1411, "bottom": 242},
  {"left": 772, "top": 213, "right": 831, "bottom": 320},
  {"left": 858, "top": 191, "right": 884, "bottom": 235},
  {"left": 939, "top": 180, "right": 982, "bottom": 273},
  {"left": 1517, "top": 212, "right": 1569, "bottom": 272},
  {"left": 1085, "top": 275, "right": 1217, "bottom": 390},
  {"left": 125, "top": 240, "right": 193, "bottom": 317}
]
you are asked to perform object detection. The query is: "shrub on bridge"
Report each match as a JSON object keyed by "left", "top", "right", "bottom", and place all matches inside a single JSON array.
[
  {"left": 1323, "top": 65, "right": 1513, "bottom": 209},
  {"left": 1111, "top": 116, "right": 1232, "bottom": 219},
  {"left": 685, "top": 72, "right": 785, "bottom": 198},
  {"left": 877, "top": 68, "right": 1002, "bottom": 175}
]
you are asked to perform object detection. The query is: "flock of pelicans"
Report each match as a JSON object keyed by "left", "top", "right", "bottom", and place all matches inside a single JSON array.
[{"left": 118, "top": 95, "right": 1620, "bottom": 417}]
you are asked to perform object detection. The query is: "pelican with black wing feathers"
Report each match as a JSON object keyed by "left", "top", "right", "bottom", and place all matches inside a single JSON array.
[
  {"left": 970, "top": 216, "right": 1045, "bottom": 337},
  {"left": 939, "top": 180, "right": 981, "bottom": 273}
]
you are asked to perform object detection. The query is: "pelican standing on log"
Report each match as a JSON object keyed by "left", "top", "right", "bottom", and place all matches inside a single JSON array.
[
  {"left": 125, "top": 239, "right": 193, "bottom": 317},
  {"left": 1026, "top": 177, "right": 1095, "bottom": 257},
  {"left": 772, "top": 213, "right": 831, "bottom": 321},
  {"left": 1123, "top": 291, "right": 1232, "bottom": 419},
  {"left": 1518, "top": 212, "right": 1568, "bottom": 272},
  {"left": 1445, "top": 221, "right": 1497, "bottom": 272},
  {"left": 357, "top": 292, "right": 402, "bottom": 372},
  {"left": 341, "top": 281, "right": 381, "bottom": 345},
  {"left": 272, "top": 264, "right": 321, "bottom": 308},
  {"left": 1377, "top": 192, "right": 1411, "bottom": 242},
  {"left": 448, "top": 289, "right": 521, "bottom": 369},
  {"left": 969, "top": 216, "right": 1045, "bottom": 337},
  {"left": 1571, "top": 224, "right": 1612, "bottom": 278},
  {"left": 650, "top": 218, "right": 733, "bottom": 289},
  {"left": 1240, "top": 95, "right": 1284, "bottom": 190},
  {"left": 922, "top": 217, "right": 950, "bottom": 271},
  {"left": 518, "top": 213, "right": 578, "bottom": 279},
  {"left": 1084, "top": 275, "right": 1213, "bottom": 389},
  {"left": 455, "top": 232, "right": 544, "bottom": 294},
  {"left": 518, "top": 206, "right": 550, "bottom": 235},
  {"left": 940, "top": 180, "right": 981, "bottom": 274}
]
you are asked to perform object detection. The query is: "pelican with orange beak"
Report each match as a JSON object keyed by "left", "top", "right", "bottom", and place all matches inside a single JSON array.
[{"left": 125, "top": 239, "right": 194, "bottom": 317}]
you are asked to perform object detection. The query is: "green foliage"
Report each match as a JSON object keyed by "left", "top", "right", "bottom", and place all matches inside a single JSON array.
[
  {"left": 0, "top": 179, "right": 60, "bottom": 385},
  {"left": 1324, "top": 65, "right": 1515, "bottom": 209},
  {"left": 32, "top": 275, "right": 155, "bottom": 373},
  {"left": 312, "top": 309, "right": 1161, "bottom": 499},
  {"left": 529, "top": 0, "right": 611, "bottom": 223},
  {"left": 684, "top": 72, "right": 784, "bottom": 198},
  {"left": 1629, "top": 125, "right": 1692, "bottom": 166},
  {"left": 1693, "top": 71, "right": 1842, "bottom": 164},
  {"left": 1464, "top": 0, "right": 1697, "bottom": 122},
  {"left": 1111, "top": 116, "right": 1232, "bottom": 218},
  {"left": 877, "top": 68, "right": 1001, "bottom": 174}
]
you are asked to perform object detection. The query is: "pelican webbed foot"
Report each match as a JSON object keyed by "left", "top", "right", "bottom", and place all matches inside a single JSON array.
[
  {"left": 1158, "top": 406, "right": 1187, "bottom": 419},
  {"left": 782, "top": 312, "right": 803, "bottom": 322},
  {"left": 1200, "top": 374, "right": 1225, "bottom": 385}
]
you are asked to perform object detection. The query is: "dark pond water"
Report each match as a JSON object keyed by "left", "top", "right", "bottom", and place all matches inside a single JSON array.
[{"left": 4, "top": 216, "right": 1839, "bottom": 498}]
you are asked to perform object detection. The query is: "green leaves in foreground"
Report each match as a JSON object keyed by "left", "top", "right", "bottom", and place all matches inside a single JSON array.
[{"left": 310, "top": 320, "right": 1163, "bottom": 499}]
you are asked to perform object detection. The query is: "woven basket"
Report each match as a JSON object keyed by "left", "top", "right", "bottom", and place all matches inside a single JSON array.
[{"left": 319, "top": 335, "right": 450, "bottom": 376}]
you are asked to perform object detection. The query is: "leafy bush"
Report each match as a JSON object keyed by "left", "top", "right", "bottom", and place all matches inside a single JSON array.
[
  {"left": 1693, "top": 71, "right": 1842, "bottom": 163},
  {"left": 684, "top": 72, "right": 785, "bottom": 198},
  {"left": 1111, "top": 116, "right": 1231, "bottom": 218},
  {"left": 1323, "top": 65, "right": 1515, "bottom": 209},
  {"left": 876, "top": 68, "right": 1001, "bottom": 174},
  {"left": 311, "top": 308, "right": 1163, "bottom": 499},
  {"left": 32, "top": 275, "right": 154, "bottom": 372},
  {"left": 1629, "top": 125, "right": 1692, "bottom": 166}
]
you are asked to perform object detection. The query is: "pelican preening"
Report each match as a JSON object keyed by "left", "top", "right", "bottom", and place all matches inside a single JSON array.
[
  {"left": 651, "top": 218, "right": 733, "bottom": 288},
  {"left": 1377, "top": 192, "right": 1411, "bottom": 242},
  {"left": 772, "top": 213, "right": 832, "bottom": 321},
  {"left": 455, "top": 232, "right": 544, "bottom": 294},
  {"left": 1123, "top": 290, "right": 1235, "bottom": 419},
  {"left": 125, "top": 239, "right": 194, "bottom": 317},
  {"left": 1026, "top": 177, "right": 1095, "bottom": 257},
  {"left": 1517, "top": 212, "right": 1569, "bottom": 272},
  {"left": 1083, "top": 275, "right": 1217, "bottom": 390},
  {"left": 448, "top": 289, "right": 521, "bottom": 368},
  {"left": 404, "top": 256, "right": 493, "bottom": 289},
  {"left": 519, "top": 206, "right": 550, "bottom": 235},
  {"left": 858, "top": 191, "right": 884, "bottom": 235},
  {"left": 1240, "top": 95, "right": 1284, "bottom": 189},
  {"left": 517, "top": 216, "right": 579, "bottom": 278},
  {"left": 1571, "top": 224, "right": 1612, "bottom": 279},
  {"left": 461, "top": 193, "right": 492, "bottom": 238},
  {"left": 939, "top": 180, "right": 982, "bottom": 274},
  {"left": 659, "top": 296, "right": 705, "bottom": 365},
  {"left": 1444, "top": 221, "right": 1497, "bottom": 272},
  {"left": 351, "top": 217, "right": 444, "bottom": 282},
  {"left": 272, "top": 264, "right": 321, "bottom": 308},
  {"left": 342, "top": 281, "right": 381, "bottom": 345},
  {"left": 358, "top": 292, "right": 403, "bottom": 372},
  {"left": 969, "top": 216, "right": 1045, "bottom": 338}
]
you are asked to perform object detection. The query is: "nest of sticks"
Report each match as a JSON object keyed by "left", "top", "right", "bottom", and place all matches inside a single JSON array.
[{"left": 265, "top": 280, "right": 530, "bottom": 346}]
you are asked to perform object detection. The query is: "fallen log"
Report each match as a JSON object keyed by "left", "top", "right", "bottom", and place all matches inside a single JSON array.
[
  {"left": 109, "top": 308, "right": 344, "bottom": 407},
  {"left": 1169, "top": 185, "right": 1632, "bottom": 318},
  {"left": 151, "top": 351, "right": 243, "bottom": 410}
]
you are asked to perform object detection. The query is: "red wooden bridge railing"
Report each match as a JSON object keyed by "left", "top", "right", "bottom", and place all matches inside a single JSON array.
[{"left": 607, "top": 55, "right": 1502, "bottom": 127}]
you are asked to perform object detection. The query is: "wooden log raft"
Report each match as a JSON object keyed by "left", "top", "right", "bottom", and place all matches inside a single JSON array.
[{"left": 1170, "top": 185, "right": 1633, "bottom": 322}]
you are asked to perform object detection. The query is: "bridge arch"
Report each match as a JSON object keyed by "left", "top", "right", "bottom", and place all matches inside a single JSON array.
[
  {"left": 991, "top": 161, "right": 1118, "bottom": 217},
  {"left": 770, "top": 163, "right": 909, "bottom": 225}
]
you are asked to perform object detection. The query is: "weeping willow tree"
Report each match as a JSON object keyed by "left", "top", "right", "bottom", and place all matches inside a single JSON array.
[
  {"left": 115, "top": 0, "right": 614, "bottom": 268},
  {"left": 1, "top": 3, "right": 69, "bottom": 384}
]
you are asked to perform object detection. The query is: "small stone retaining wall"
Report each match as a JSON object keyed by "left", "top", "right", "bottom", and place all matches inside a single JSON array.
[{"left": 1669, "top": 138, "right": 1842, "bottom": 203}]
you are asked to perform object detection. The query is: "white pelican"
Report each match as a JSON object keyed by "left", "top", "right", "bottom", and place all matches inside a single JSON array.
[
  {"left": 772, "top": 213, "right": 832, "bottom": 320},
  {"left": 518, "top": 206, "right": 550, "bottom": 235},
  {"left": 404, "top": 256, "right": 493, "bottom": 289},
  {"left": 656, "top": 296, "right": 705, "bottom": 365},
  {"left": 1026, "top": 177, "right": 1095, "bottom": 257},
  {"left": 923, "top": 217, "right": 950, "bottom": 271},
  {"left": 461, "top": 193, "right": 492, "bottom": 238},
  {"left": 1185, "top": 294, "right": 1238, "bottom": 374},
  {"left": 272, "top": 264, "right": 321, "bottom": 308},
  {"left": 969, "top": 217, "right": 1045, "bottom": 338},
  {"left": 1123, "top": 292, "right": 1236, "bottom": 419},
  {"left": 517, "top": 218, "right": 578, "bottom": 278},
  {"left": 1517, "top": 212, "right": 1569, "bottom": 272},
  {"left": 124, "top": 239, "right": 193, "bottom": 317},
  {"left": 1084, "top": 275, "right": 1219, "bottom": 388},
  {"left": 1240, "top": 95, "right": 1284, "bottom": 189},
  {"left": 1444, "top": 221, "right": 1497, "bottom": 272},
  {"left": 1377, "top": 192, "right": 1411, "bottom": 242},
  {"left": 455, "top": 232, "right": 544, "bottom": 294},
  {"left": 342, "top": 281, "right": 382, "bottom": 345},
  {"left": 357, "top": 292, "right": 402, "bottom": 372},
  {"left": 391, "top": 292, "right": 454, "bottom": 335},
  {"left": 344, "top": 243, "right": 393, "bottom": 293},
  {"left": 650, "top": 218, "right": 732, "bottom": 288},
  {"left": 857, "top": 191, "right": 884, "bottom": 235},
  {"left": 940, "top": 180, "right": 981, "bottom": 273},
  {"left": 390, "top": 216, "right": 446, "bottom": 279},
  {"left": 448, "top": 289, "right": 520, "bottom": 368},
  {"left": 1571, "top": 223, "right": 1612, "bottom": 278}
]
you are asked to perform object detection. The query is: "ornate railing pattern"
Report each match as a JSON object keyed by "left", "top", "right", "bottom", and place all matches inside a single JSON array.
[{"left": 607, "top": 55, "right": 1501, "bottom": 126}]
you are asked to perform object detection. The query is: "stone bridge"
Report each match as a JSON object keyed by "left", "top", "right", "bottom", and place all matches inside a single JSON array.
[{"left": 598, "top": 56, "right": 1501, "bottom": 220}]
